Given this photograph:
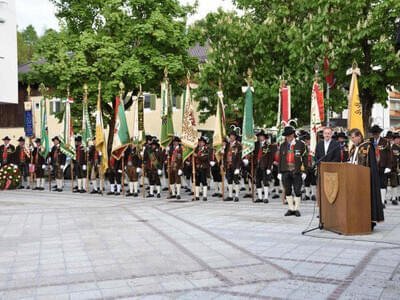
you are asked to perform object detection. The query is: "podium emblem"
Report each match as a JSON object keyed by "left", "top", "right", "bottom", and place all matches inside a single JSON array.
[{"left": 324, "top": 172, "right": 339, "bottom": 204}]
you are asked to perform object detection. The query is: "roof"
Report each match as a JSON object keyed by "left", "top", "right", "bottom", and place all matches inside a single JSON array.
[{"left": 18, "top": 46, "right": 209, "bottom": 75}]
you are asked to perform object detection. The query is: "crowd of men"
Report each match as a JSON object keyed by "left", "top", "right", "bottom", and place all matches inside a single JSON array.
[{"left": 0, "top": 124, "right": 394, "bottom": 222}]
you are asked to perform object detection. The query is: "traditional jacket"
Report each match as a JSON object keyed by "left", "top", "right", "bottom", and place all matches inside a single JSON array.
[
  {"left": 0, "top": 144, "right": 15, "bottom": 165},
  {"left": 144, "top": 147, "right": 163, "bottom": 171},
  {"left": 224, "top": 141, "right": 242, "bottom": 170},
  {"left": 194, "top": 145, "right": 210, "bottom": 169},
  {"left": 391, "top": 143, "right": 400, "bottom": 172},
  {"left": 369, "top": 137, "right": 391, "bottom": 169},
  {"left": 254, "top": 141, "right": 276, "bottom": 170},
  {"left": 169, "top": 145, "right": 183, "bottom": 171},
  {"left": 89, "top": 145, "right": 102, "bottom": 167},
  {"left": 278, "top": 140, "right": 308, "bottom": 173},
  {"left": 125, "top": 146, "right": 141, "bottom": 167},
  {"left": 74, "top": 144, "right": 86, "bottom": 165},
  {"left": 339, "top": 141, "right": 349, "bottom": 163},
  {"left": 32, "top": 147, "right": 46, "bottom": 167},
  {"left": 49, "top": 144, "right": 66, "bottom": 166},
  {"left": 15, "top": 145, "right": 30, "bottom": 165}
]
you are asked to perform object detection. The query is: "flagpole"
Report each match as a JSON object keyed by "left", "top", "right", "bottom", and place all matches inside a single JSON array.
[
  {"left": 83, "top": 84, "right": 90, "bottom": 192},
  {"left": 192, "top": 153, "right": 196, "bottom": 201},
  {"left": 27, "top": 85, "right": 35, "bottom": 188},
  {"left": 119, "top": 82, "right": 126, "bottom": 198},
  {"left": 66, "top": 87, "right": 74, "bottom": 193},
  {"left": 247, "top": 69, "right": 255, "bottom": 203}
]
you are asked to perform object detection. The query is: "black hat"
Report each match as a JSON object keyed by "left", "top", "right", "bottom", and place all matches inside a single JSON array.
[
  {"left": 172, "top": 136, "right": 181, "bottom": 143},
  {"left": 198, "top": 136, "right": 208, "bottom": 143},
  {"left": 75, "top": 135, "right": 82, "bottom": 142},
  {"left": 394, "top": 132, "right": 400, "bottom": 139},
  {"left": 256, "top": 130, "right": 267, "bottom": 137},
  {"left": 301, "top": 133, "right": 310, "bottom": 141},
  {"left": 369, "top": 125, "right": 383, "bottom": 134},
  {"left": 17, "top": 136, "right": 25, "bottom": 142},
  {"left": 298, "top": 130, "right": 309, "bottom": 140},
  {"left": 52, "top": 136, "right": 60, "bottom": 142},
  {"left": 2, "top": 136, "right": 11, "bottom": 141},
  {"left": 146, "top": 135, "right": 153, "bottom": 141},
  {"left": 35, "top": 138, "right": 41, "bottom": 143},
  {"left": 385, "top": 131, "right": 393, "bottom": 139},
  {"left": 229, "top": 131, "right": 238, "bottom": 137},
  {"left": 282, "top": 126, "right": 295, "bottom": 136},
  {"left": 151, "top": 138, "right": 159, "bottom": 145},
  {"left": 337, "top": 132, "right": 347, "bottom": 139}
]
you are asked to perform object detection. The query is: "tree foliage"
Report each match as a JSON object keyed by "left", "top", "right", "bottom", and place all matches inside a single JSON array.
[
  {"left": 17, "top": 25, "right": 39, "bottom": 64},
  {"left": 196, "top": 0, "right": 400, "bottom": 131}
]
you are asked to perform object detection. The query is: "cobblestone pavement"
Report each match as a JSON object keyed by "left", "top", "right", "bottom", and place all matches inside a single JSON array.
[{"left": 0, "top": 183, "right": 399, "bottom": 299}]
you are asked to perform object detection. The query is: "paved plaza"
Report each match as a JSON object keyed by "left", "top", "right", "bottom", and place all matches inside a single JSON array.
[{"left": 0, "top": 184, "right": 400, "bottom": 299}]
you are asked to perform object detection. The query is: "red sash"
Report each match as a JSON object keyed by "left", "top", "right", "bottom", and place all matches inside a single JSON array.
[
  {"left": 3, "top": 146, "right": 8, "bottom": 160},
  {"left": 286, "top": 144, "right": 295, "bottom": 164}
]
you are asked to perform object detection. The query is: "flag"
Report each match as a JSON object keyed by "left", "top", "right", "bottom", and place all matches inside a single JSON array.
[
  {"left": 160, "top": 79, "right": 174, "bottom": 148},
  {"left": 95, "top": 89, "right": 108, "bottom": 173},
  {"left": 111, "top": 96, "right": 130, "bottom": 160},
  {"left": 347, "top": 67, "right": 364, "bottom": 135},
  {"left": 181, "top": 82, "right": 197, "bottom": 162},
  {"left": 39, "top": 98, "right": 50, "bottom": 158},
  {"left": 131, "top": 91, "right": 146, "bottom": 146},
  {"left": 59, "top": 98, "right": 76, "bottom": 159},
  {"left": 324, "top": 56, "right": 336, "bottom": 89},
  {"left": 213, "top": 90, "right": 226, "bottom": 158},
  {"left": 82, "top": 97, "right": 93, "bottom": 147},
  {"left": 310, "top": 81, "right": 323, "bottom": 156},
  {"left": 281, "top": 85, "right": 291, "bottom": 124},
  {"left": 242, "top": 86, "right": 255, "bottom": 158}
]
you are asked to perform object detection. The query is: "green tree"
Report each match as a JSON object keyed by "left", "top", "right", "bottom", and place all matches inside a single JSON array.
[
  {"left": 17, "top": 25, "right": 39, "bottom": 64},
  {"left": 21, "top": 0, "right": 199, "bottom": 149},
  {"left": 197, "top": 0, "right": 400, "bottom": 132}
]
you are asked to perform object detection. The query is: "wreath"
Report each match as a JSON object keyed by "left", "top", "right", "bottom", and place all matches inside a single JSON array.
[{"left": 0, "top": 164, "right": 22, "bottom": 190}]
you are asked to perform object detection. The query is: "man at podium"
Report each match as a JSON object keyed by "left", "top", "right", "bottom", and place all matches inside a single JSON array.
[{"left": 348, "top": 128, "right": 385, "bottom": 227}]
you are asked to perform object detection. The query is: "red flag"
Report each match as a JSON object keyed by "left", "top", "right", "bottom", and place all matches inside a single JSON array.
[
  {"left": 324, "top": 56, "right": 335, "bottom": 88},
  {"left": 281, "top": 87, "right": 290, "bottom": 123},
  {"left": 314, "top": 83, "right": 324, "bottom": 122}
]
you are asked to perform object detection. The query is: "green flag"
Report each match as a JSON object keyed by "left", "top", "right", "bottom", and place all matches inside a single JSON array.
[
  {"left": 160, "top": 79, "right": 174, "bottom": 148},
  {"left": 241, "top": 87, "right": 255, "bottom": 158},
  {"left": 40, "top": 98, "right": 50, "bottom": 158},
  {"left": 82, "top": 97, "right": 93, "bottom": 147},
  {"left": 60, "top": 98, "right": 76, "bottom": 159},
  {"left": 112, "top": 96, "right": 130, "bottom": 160},
  {"left": 213, "top": 90, "right": 226, "bottom": 159},
  {"left": 181, "top": 82, "right": 197, "bottom": 162}
]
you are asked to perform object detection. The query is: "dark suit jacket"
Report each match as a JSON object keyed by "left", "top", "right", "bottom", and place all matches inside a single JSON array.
[{"left": 314, "top": 140, "right": 341, "bottom": 163}]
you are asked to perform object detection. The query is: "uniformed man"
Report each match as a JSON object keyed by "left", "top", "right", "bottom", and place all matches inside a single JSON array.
[
  {"left": 369, "top": 125, "right": 392, "bottom": 207},
  {"left": 0, "top": 136, "right": 15, "bottom": 167},
  {"left": 107, "top": 155, "right": 123, "bottom": 196},
  {"left": 254, "top": 130, "right": 276, "bottom": 203},
  {"left": 144, "top": 138, "right": 163, "bottom": 198},
  {"left": 302, "top": 133, "right": 316, "bottom": 201},
  {"left": 125, "top": 143, "right": 142, "bottom": 196},
  {"left": 50, "top": 136, "right": 66, "bottom": 192},
  {"left": 223, "top": 132, "right": 242, "bottom": 202},
  {"left": 15, "top": 137, "right": 30, "bottom": 189},
  {"left": 194, "top": 136, "right": 210, "bottom": 201},
  {"left": 349, "top": 128, "right": 384, "bottom": 229},
  {"left": 32, "top": 138, "right": 46, "bottom": 190},
  {"left": 278, "top": 126, "right": 308, "bottom": 217},
  {"left": 183, "top": 154, "right": 193, "bottom": 193},
  {"left": 387, "top": 132, "right": 400, "bottom": 205},
  {"left": 73, "top": 136, "right": 87, "bottom": 193},
  {"left": 88, "top": 137, "right": 102, "bottom": 194},
  {"left": 167, "top": 137, "right": 183, "bottom": 199},
  {"left": 337, "top": 132, "right": 349, "bottom": 162},
  {"left": 210, "top": 144, "right": 223, "bottom": 197}
]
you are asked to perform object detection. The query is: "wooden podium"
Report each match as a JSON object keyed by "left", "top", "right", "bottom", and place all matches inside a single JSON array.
[{"left": 320, "top": 162, "right": 371, "bottom": 235}]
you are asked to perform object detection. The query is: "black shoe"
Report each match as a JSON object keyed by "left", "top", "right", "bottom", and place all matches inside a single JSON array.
[
  {"left": 385, "top": 200, "right": 387, "bottom": 204},
  {"left": 243, "top": 194, "right": 251, "bottom": 198},
  {"left": 371, "top": 222, "right": 376, "bottom": 231},
  {"left": 263, "top": 199, "right": 269, "bottom": 203},
  {"left": 90, "top": 190, "right": 98, "bottom": 194},
  {"left": 212, "top": 193, "right": 219, "bottom": 197},
  {"left": 240, "top": 187, "right": 245, "bottom": 191},
  {"left": 126, "top": 192, "right": 132, "bottom": 196},
  {"left": 162, "top": 187, "right": 168, "bottom": 191},
  {"left": 278, "top": 189, "right": 282, "bottom": 193},
  {"left": 114, "top": 192, "right": 120, "bottom": 196},
  {"left": 284, "top": 210, "right": 293, "bottom": 216},
  {"left": 147, "top": 193, "right": 154, "bottom": 198},
  {"left": 33, "top": 187, "right": 40, "bottom": 190},
  {"left": 195, "top": 197, "right": 200, "bottom": 201},
  {"left": 224, "top": 197, "right": 233, "bottom": 201},
  {"left": 304, "top": 195, "right": 310, "bottom": 201},
  {"left": 392, "top": 199, "right": 398, "bottom": 205},
  {"left": 80, "top": 189, "right": 86, "bottom": 193},
  {"left": 157, "top": 193, "right": 161, "bottom": 198},
  {"left": 177, "top": 195, "right": 181, "bottom": 200},
  {"left": 133, "top": 193, "right": 138, "bottom": 197},
  {"left": 218, "top": 193, "right": 223, "bottom": 198},
  {"left": 18, "top": 185, "right": 24, "bottom": 189},
  {"left": 203, "top": 197, "right": 207, "bottom": 201},
  {"left": 26, "top": 186, "right": 30, "bottom": 189},
  {"left": 311, "top": 195, "right": 316, "bottom": 201},
  {"left": 295, "top": 210, "right": 301, "bottom": 217},
  {"left": 189, "top": 191, "right": 194, "bottom": 195},
  {"left": 168, "top": 195, "right": 176, "bottom": 199},
  {"left": 146, "top": 187, "right": 150, "bottom": 191},
  {"left": 234, "top": 197, "right": 239, "bottom": 202},
  {"left": 272, "top": 194, "right": 280, "bottom": 199},
  {"left": 73, "top": 189, "right": 80, "bottom": 193},
  {"left": 56, "top": 189, "right": 63, "bottom": 192},
  {"left": 107, "top": 191, "right": 114, "bottom": 195},
  {"left": 255, "top": 199, "right": 263, "bottom": 203},
  {"left": 185, "top": 187, "right": 191, "bottom": 192},
  {"left": 39, "top": 187, "right": 45, "bottom": 191}
]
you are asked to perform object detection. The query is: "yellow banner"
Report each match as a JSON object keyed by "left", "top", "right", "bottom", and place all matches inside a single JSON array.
[{"left": 348, "top": 72, "right": 364, "bottom": 136}]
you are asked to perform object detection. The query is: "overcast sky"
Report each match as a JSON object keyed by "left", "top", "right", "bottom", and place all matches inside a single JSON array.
[{"left": 16, "top": 0, "right": 238, "bottom": 36}]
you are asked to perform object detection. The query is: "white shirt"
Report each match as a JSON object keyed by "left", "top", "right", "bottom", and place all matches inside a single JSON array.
[
  {"left": 324, "top": 139, "right": 331, "bottom": 155},
  {"left": 350, "top": 146, "right": 359, "bottom": 164}
]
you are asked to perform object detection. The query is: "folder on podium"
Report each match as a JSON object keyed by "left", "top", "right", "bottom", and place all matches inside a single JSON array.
[{"left": 320, "top": 162, "right": 371, "bottom": 235}]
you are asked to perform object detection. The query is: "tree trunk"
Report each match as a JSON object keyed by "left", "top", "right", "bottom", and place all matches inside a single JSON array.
[{"left": 361, "top": 89, "right": 374, "bottom": 138}]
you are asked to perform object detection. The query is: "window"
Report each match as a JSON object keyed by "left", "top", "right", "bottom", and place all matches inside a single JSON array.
[
  {"left": 144, "top": 94, "right": 151, "bottom": 109},
  {"left": 50, "top": 99, "right": 61, "bottom": 115},
  {"left": 144, "top": 94, "right": 156, "bottom": 110}
]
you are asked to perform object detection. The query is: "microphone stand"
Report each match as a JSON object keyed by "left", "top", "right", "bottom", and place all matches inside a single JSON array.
[{"left": 302, "top": 142, "right": 342, "bottom": 235}]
